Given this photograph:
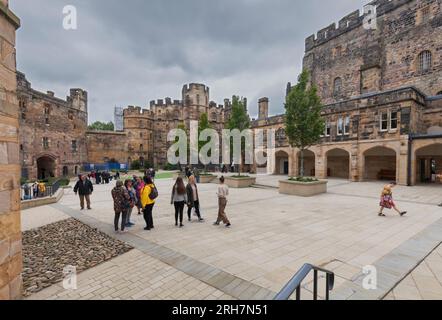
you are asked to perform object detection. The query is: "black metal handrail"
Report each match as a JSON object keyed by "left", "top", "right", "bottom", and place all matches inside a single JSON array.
[
  {"left": 21, "top": 179, "right": 61, "bottom": 200},
  {"left": 274, "top": 264, "right": 335, "bottom": 300}
]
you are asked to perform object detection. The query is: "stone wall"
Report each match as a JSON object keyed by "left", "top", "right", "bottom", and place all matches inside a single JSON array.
[
  {"left": 304, "top": 0, "right": 442, "bottom": 105},
  {"left": 0, "top": 0, "right": 22, "bottom": 300},
  {"left": 86, "top": 131, "right": 128, "bottom": 165},
  {"left": 17, "top": 72, "right": 88, "bottom": 180}
]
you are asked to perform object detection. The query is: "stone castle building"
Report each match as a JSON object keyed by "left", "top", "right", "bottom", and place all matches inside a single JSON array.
[
  {"left": 17, "top": 72, "right": 88, "bottom": 180},
  {"left": 252, "top": 0, "right": 442, "bottom": 186},
  {"left": 0, "top": 0, "right": 22, "bottom": 300},
  {"left": 122, "top": 83, "right": 232, "bottom": 167}
]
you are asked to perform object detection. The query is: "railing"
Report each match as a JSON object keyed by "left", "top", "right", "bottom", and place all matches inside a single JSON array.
[
  {"left": 21, "top": 180, "right": 61, "bottom": 201},
  {"left": 274, "top": 264, "right": 335, "bottom": 300}
]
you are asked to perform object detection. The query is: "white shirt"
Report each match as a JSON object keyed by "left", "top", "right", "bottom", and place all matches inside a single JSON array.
[{"left": 217, "top": 184, "right": 229, "bottom": 199}]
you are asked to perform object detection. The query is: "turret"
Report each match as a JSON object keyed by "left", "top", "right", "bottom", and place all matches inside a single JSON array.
[
  {"left": 69, "top": 88, "right": 88, "bottom": 113},
  {"left": 258, "top": 97, "right": 269, "bottom": 119}
]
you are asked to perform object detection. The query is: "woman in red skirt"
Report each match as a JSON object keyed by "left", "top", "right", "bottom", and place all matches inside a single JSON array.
[{"left": 378, "top": 182, "right": 407, "bottom": 217}]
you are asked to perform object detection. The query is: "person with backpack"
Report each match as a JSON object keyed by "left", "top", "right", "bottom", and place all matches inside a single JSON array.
[
  {"left": 133, "top": 176, "right": 145, "bottom": 215},
  {"left": 111, "top": 180, "right": 131, "bottom": 233},
  {"left": 140, "top": 176, "right": 158, "bottom": 231},
  {"left": 186, "top": 175, "right": 204, "bottom": 222},
  {"left": 124, "top": 179, "right": 137, "bottom": 227},
  {"left": 171, "top": 177, "right": 187, "bottom": 228}
]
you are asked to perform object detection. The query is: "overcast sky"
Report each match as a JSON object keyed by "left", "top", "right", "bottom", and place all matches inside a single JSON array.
[{"left": 11, "top": 0, "right": 367, "bottom": 123}]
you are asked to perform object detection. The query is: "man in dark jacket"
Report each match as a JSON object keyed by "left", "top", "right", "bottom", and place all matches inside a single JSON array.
[{"left": 74, "top": 175, "right": 94, "bottom": 210}]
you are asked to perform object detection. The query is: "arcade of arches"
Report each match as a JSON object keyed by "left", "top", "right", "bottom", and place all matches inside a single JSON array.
[{"left": 264, "top": 140, "right": 442, "bottom": 186}]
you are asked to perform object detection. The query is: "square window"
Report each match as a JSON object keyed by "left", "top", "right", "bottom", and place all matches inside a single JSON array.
[
  {"left": 380, "top": 112, "right": 388, "bottom": 131},
  {"left": 344, "top": 116, "right": 350, "bottom": 135},
  {"left": 337, "top": 117, "right": 344, "bottom": 136},
  {"left": 390, "top": 112, "right": 398, "bottom": 130}
]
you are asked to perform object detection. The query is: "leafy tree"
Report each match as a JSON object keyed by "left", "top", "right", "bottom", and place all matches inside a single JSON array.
[
  {"left": 228, "top": 96, "right": 250, "bottom": 176},
  {"left": 198, "top": 113, "right": 213, "bottom": 171},
  {"left": 285, "top": 70, "right": 325, "bottom": 177},
  {"left": 88, "top": 121, "right": 114, "bottom": 131}
]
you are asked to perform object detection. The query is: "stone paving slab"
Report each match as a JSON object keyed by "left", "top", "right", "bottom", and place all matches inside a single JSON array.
[
  {"left": 22, "top": 176, "right": 442, "bottom": 300},
  {"left": 50, "top": 202, "right": 277, "bottom": 300}
]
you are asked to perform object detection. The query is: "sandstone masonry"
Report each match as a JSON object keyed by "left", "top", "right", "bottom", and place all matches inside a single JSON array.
[{"left": 0, "top": 0, "right": 22, "bottom": 300}]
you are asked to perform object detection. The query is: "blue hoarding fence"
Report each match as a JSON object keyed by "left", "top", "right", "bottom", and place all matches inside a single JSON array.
[{"left": 83, "top": 163, "right": 129, "bottom": 172}]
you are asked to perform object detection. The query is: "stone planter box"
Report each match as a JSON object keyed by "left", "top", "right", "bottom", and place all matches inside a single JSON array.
[
  {"left": 199, "top": 175, "right": 216, "bottom": 184},
  {"left": 225, "top": 176, "right": 256, "bottom": 188},
  {"left": 279, "top": 180, "right": 328, "bottom": 197}
]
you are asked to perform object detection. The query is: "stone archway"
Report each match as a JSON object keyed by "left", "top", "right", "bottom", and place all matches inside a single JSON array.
[
  {"left": 325, "top": 148, "right": 350, "bottom": 179},
  {"left": 62, "top": 166, "right": 69, "bottom": 177},
  {"left": 298, "top": 150, "right": 316, "bottom": 177},
  {"left": 363, "top": 146, "right": 397, "bottom": 181},
  {"left": 274, "top": 150, "right": 289, "bottom": 175},
  {"left": 415, "top": 143, "right": 442, "bottom": 184},
  {"left": 37, "top": 155, "right": 57, "bottom": 180}
]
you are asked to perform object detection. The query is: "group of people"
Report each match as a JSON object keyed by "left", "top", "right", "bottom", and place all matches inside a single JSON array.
[
  {"left": 21, "top": 181, "right": 47, "bottom": 200},
  {"left": 109, "top": 173, "right": 232, "bottom": 234},
  {"left": 88, "top": 171, "right": 114, "bottom": 185}
]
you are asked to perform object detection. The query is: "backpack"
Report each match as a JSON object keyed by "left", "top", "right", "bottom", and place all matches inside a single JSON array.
[{"left": 149, "top": 185, "right": 159, "bottom": 200}]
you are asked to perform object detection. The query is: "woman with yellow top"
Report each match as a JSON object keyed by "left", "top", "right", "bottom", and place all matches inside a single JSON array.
[
  {"left": 140, "top": 176, "right": 156, "bottom": 231},
  {"left": 378, "top": 182, "right": 407, "bottom": 217}
]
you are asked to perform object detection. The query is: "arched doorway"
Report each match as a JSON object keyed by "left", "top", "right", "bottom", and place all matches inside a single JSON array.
[
  {"left": 62, "top": 166, "right": 69, "bottom": 177},
  {"left": 274, "top": 150, "right": 289, "bottom": 175},
  {"left": 415, "top": 143, "right": 442, "bottom": 184},
  {"left": 37, "top": 156, "right": 56, "bottom": 180},
  {"left": 363, "top": 146, "right": 397, "bottom": 181},
  {"left": 326, "top": 148, "right": 350, "bottom": 179},
  {"left": 299, "top": 150, "right": 315, "bottom": 177}
]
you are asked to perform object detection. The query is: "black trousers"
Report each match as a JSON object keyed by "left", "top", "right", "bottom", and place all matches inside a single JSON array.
[
  {"left": 188, "top": 200, "right": 201, "bottom": 220},
  {"left": 143, "top": 204, "right": 155, "bottom": 229},
  {"left": 114, "top": 210, "right": 128, "bottom": 231},
  {"left": 174, "top": 201, "right": 185, "bottom": 224}
]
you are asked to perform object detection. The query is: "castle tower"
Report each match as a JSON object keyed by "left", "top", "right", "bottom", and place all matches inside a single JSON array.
[
  {"left": 182, "top": 83, "right": 210, "bottom": 119},
  {"left": 258, "top": 97, "right": 269, "bottom": 119},
  {"left": 69, "top": 88, "right": 88, "bottom": 113}
]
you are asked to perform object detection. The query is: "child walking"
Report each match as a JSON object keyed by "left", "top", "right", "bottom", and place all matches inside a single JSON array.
[{"left": 378, "top": 182, "right": 407, "bottom": 217}]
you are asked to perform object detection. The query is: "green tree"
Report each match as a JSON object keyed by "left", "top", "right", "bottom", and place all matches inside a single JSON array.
[
  {"left": 228, "top": 96, "right": 250, "bottom": 176},
  {"left": 285, "top": 70, "right": 325, "bottom": 177},
  {"left": 88, "top": 121, "right": 114, "bottom": 131},
  {"left": 198, "top": 113, "right": 213, "bottom": 171},
  {"left": 176, "top": 122, "right": 187, "bottom": 171}
]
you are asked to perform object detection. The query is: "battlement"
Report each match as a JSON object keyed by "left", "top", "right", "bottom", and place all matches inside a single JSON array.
[
  {"left": 305, "top": 0, "right": 413, "bottom": 51},
  {"left": 149, "top": 98, "right": 183, "bottom": 108},
  {"left": 182, "top": 83, "right": 210, "bottom": 95},
  {"left": 124, "top": 105, "right": 152, "bottom": 117}
]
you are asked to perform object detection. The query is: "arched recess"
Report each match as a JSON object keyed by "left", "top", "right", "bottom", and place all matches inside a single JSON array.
[
  {"left": 415, "top": 143, "right": 442, "bottom": 184},
  {"left": 363, "top": 146, "right": 397, "bottom": 181},
  {"left": 325, "top": 148, "right": 351, "bottom": 179},
  {"left": 37, "top": 154, "right": 57, "bottom": 180},
  {"left": 274, "top": 150, "right": 289, "bottom": 175}
]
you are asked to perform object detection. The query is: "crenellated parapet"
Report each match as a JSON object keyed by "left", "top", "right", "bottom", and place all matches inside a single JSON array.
[
  {"left": 305, "top": 0, "right": 413, "bottom": 52},
  {"left": 123, "top": 105, "right": 153, "bottom": 117}
]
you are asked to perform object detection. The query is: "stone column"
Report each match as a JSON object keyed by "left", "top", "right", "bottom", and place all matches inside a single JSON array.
[{"left": 0, "top": 0, "right": 22, "bottom": 300}]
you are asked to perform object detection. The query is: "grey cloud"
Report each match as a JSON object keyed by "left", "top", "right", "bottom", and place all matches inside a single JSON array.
[{"left": 10, "top": 0, "right": 368, "bottom": 122}]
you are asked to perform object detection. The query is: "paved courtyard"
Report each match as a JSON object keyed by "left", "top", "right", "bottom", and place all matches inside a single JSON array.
[{"left": 22, "top": 175, "right": 442, "bottom": 300}]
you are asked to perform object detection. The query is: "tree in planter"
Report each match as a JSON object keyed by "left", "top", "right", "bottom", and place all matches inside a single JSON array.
[
  {"left": 228, "top": 96, "right": 250, "bottom": 177},
  {"left": 176, "top": 122, "right": 188, "bottom": 172},
  {"left": 285, "top": 70, "right": 324, "bottom": 178},
  {"left": 198, "top": 113, "right": 213, "bottom": 173}
]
